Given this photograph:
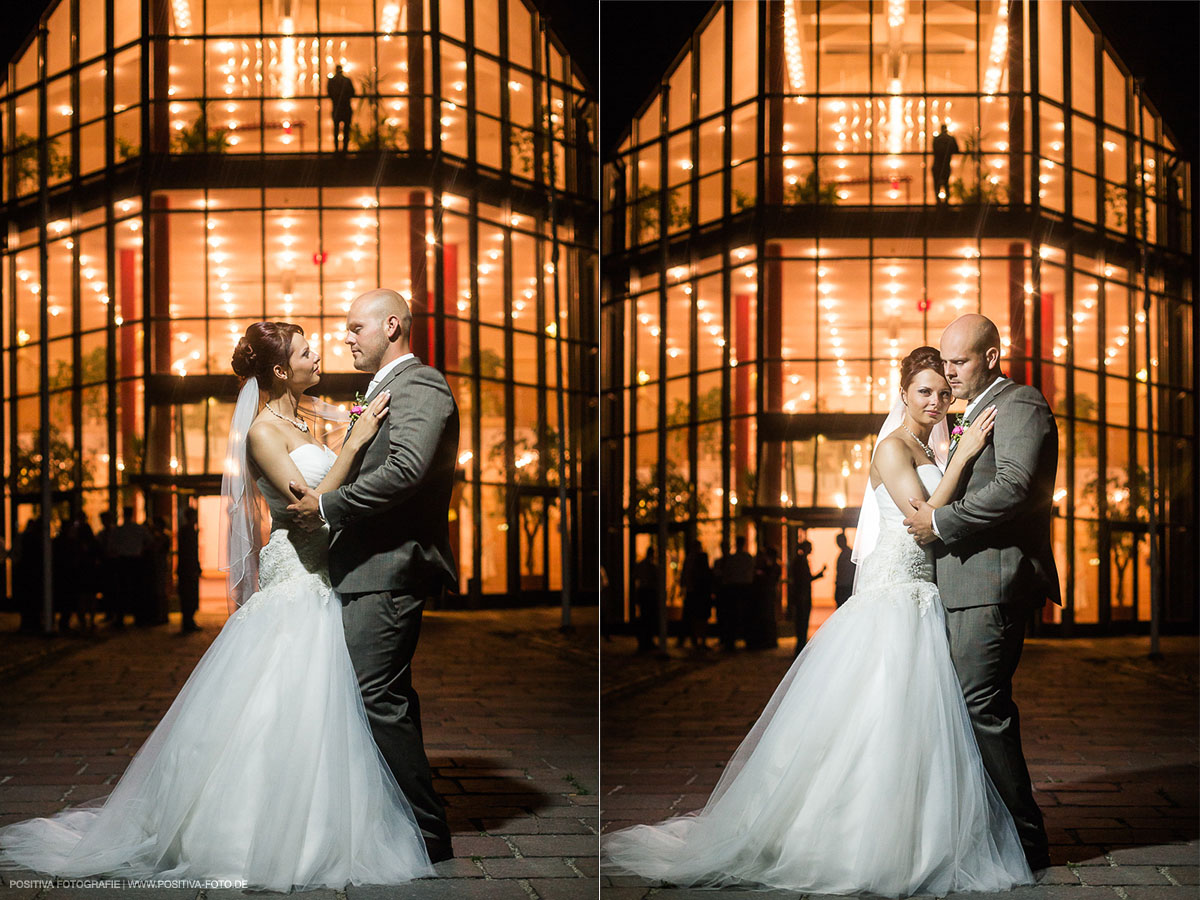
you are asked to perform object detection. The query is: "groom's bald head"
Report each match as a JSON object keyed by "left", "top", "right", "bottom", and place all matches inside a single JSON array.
[
  {"left": 353, "top": 289, "right": 412, "bottom": 340},
  {"left": 345, "top": 288, "right": 413, "bottom": 372},
  {"left": 940, "top": 314, "right": 1003, "bottom": 402}
]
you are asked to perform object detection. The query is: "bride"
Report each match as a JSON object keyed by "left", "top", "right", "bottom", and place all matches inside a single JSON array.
[
  {"left": 0, "top": 321, "right": 434, "bottom": 890},
  {"left": 602, "top": 346, "right": 1033, "bottom": 897}
]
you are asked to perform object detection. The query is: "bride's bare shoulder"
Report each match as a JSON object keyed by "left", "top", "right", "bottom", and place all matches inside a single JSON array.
[{"left": 873, "top": 433, "right": 912, "bottom": 465}]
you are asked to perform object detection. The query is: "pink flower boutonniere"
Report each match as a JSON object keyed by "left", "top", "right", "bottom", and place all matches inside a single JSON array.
[
  {"left": 348, "top": 391, "right": 366, "bottom": 425},
  {"left": 948, "top": 413, "right": 969, "bottom": 453}
]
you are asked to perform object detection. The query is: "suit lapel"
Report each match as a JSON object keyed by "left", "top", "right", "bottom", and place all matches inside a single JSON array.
[
  {"left": 364, "top": 357, "right": 422, "bottom": 403},
  {"left": 947, "top": 378, "right": 1013, "bottom": 464}
]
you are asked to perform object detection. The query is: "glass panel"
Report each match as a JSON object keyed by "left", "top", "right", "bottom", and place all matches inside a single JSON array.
[
  {"left": 667, "top": 53, "right": 692, "bottom": 132},
  {"left": 876, "top": 1, "right": 922, "bottom": 93},
  {"left": 1102, "top": 51, "right": 1126, "bottom": 130},
  {"left": 1069, "top": 7, "right": 1095, "bottom": 117},
  {"left": 698, "top": 7, "right": 725, "bottom": 118},
  {"left": 926, "top": 0, "right": 976, "bottom": 92},
  {"left": 819, "top": 1, "right": 868, "bottom": 93},
  {"left": 208, "top": 0, "right": 260, "bottom": 32},
  {"left": 476, "top": 0, "right": 500, "bottom": 56},
  {"left": 730, "top": 0, "right": 758, "bottom": 105},
  {"left": 1037, "top": 0, "right": 1062, "bottom": 102},
  {"left": 507, "top": 0, "right": 532, "bottom": 69},
  {"left": 46, "top": 0, "right": 71, "bottom": 77}
]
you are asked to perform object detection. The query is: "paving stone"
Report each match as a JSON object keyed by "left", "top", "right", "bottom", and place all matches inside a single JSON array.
[
  {"left": 944, "top": 890, "right": 1116, "bottom": 900},
  {"left": 597, "top": 888, "right": 652, "bottom": 900},
  {"left": 346, "top": 880, "right": 530, "bottom": 899},
  {"left": 1040, "top": 866, "right": 1084, "bottom": 885},
  {"left": 1165, "top": 867, "right": 1200, "bottom": 885},
  {"left": 1076, "top": 866, "right": 1173, "bottom": 885},
  {"left": 530, "top": 878, "right": 605, "bottom": 899},
  {"left": 514, "top": 834, "right": 602, "bottom": 857},
  {"left": 480, "top": 856, "right": 578, "bottom": 878}
]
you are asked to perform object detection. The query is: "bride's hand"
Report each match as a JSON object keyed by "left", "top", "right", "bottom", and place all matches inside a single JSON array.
[
  {"left": 348, "top": 390, "right": 391, "bottom": 448},
  {"left": 955, "top": 405, "right": 997, "bottom": 460}
]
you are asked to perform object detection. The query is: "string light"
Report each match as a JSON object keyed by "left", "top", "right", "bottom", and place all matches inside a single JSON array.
[
  {"left": 782, "top": 0, "right": 807, "bottom": 92},
  {"left": 982, "top": 0, "right": 1010, "bottom": 95}
]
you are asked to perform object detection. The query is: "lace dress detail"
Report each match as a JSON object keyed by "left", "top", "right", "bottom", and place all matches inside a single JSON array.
[
  {"left": 850, "top": 464, "right": 941, "bottom": 616},
  {"left": 232, "top": 444, "right": 335, "bottom": 621}
]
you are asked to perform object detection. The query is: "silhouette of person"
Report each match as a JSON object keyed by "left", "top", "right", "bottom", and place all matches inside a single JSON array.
[
  {"left": 96, "top": 509, "right": 118, "bottom": 625},
  {"left": 15, "top": 513, "right": 44, "bottom": 633},
  {"left": 679, "top": 540, "right": 712, "bottom": 651},
  {"left": 110, "top": 506, "right": 151, "bottom": 627},
  {"left": 834, "top": 531, "right": 856, "bottom": 608},
  {"left": 177, "top": 506, "right": 201, "bottom": 634},
  {"left": 149, "top": 516, "right": 171, "bottom": 626},
  {"left": 791, "top": 539, "right": 825, "bottom": 657},
  {"left": 748, "top": 544, "right": 781, "bottom": 651},
  {"left": 328, "top": 64, "right": 356, "bottom": 152},
  {"left": 720, "top": 536, "right": 756, "bottom": 650},
  {"left": 632, "top": 544, "right": 660, "bottom": 654},
  {"left": 932, "top": 124, "right": 959, "bottom": 204}
]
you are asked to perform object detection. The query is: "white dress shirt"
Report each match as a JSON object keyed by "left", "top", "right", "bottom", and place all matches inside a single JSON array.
[
  {"left": 317, "top": 352, "right": 416, "bottom": 521},
  {"left": 931, "top": 374, "right": 1009, "bottom": 539},
  {"left": 364, "top": 352, "right": 414, "bottom": 400}
]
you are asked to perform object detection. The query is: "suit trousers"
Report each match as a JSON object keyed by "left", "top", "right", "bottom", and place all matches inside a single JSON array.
[
  {"left": 341, "top": 589, "right": 451, "bottom": 850},
  {"left": 944, "top": 603, "right": 1049, "bottom": 867}
]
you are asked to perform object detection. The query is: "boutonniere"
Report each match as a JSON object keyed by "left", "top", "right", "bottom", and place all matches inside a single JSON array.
[
  {"left": 949, "top": 412, "right": 970, "bottom": 453},
  {"left": 348, "top": 391, "right": 366, "bottom": 425}
]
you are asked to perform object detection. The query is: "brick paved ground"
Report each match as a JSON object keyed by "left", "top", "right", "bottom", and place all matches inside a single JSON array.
[
  {"left": 601, "top": 632, "right": 1199, "bottom": 900},
  {"left": 0, "top": 605, "right": 598, "bottom": 899}
]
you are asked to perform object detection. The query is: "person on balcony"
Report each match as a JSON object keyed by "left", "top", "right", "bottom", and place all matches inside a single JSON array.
[
  {"left": 328, "top": 64, "right": 356, "bottom": 153},
  {"left": 933, "top": 124, "right": 959, "bottom": 204}
]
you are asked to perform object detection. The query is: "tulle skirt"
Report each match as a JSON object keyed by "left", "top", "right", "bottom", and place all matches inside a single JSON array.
[
  {"left": 602, "top": 577, "right": 1033, "bottom": 896},
  {"left": 0, "top": 562, "right": 433, "bottom": 891}
]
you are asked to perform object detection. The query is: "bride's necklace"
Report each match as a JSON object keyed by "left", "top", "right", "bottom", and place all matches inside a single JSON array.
[
  {"left": 902, "top": 423, "right": 937, "bottom": 463},
  {"left": 264, "top": 401, "right": 309, "bottom": 433}
]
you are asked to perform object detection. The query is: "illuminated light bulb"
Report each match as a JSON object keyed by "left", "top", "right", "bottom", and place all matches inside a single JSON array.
[{"left": 982, "top": 0, "right": 1010, "bottom": 95}]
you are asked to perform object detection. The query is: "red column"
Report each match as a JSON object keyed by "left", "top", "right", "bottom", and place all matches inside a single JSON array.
[
  {"left": 734, "top": 291, "right": 752, "bottom": 524},
  {"left": 118, "top": 249, "right": 138, "bottom": 477},
  {"left": 1040, "top": 290, "right": 1056, "bottom": 402},
  {"left": 442, "top": 241, "right": 459, "bottom": 579},
  {"left": 764, "top": 243, "right": 782, "bottom": 505},
  {"left": 442, "top": 242, "right": 459, "bottom": 371}
]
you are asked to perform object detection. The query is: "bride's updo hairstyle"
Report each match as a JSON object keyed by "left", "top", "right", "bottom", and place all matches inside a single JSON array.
[
  {"left": 231, "top": 321, "right": 304, "bottom": 390},
  {"left": 899, "top": 346, "right": 947, "bottom": 391}
]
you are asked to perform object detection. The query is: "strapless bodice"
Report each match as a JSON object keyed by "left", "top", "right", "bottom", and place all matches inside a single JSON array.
[
  {"left": 872, "top": 464, "right": 943, "bottom": 525},
  {"left": 252, "top": 443, "right": 336, "bottom": 593},
  {"left": 255, "top": 443, "right": 336, "bottom": 522},
  {"left": 855, "top": 464, "right": 943, "bottom": 603}
]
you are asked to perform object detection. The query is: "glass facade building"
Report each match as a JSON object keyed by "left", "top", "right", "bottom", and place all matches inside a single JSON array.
[
  {"left": 2, "top": 0, "right": 597, "bottom": 607},
  {"left": 601, "top": 1, "right": 1194, "bottom": 634}
]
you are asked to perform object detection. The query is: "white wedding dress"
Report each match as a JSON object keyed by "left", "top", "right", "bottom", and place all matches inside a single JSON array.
[
  {"left": 0, "top": 444, "right": 434, "bottom": 891},
  {"left": 603, "top": 465, "right": 1033, "bottom": 897}
]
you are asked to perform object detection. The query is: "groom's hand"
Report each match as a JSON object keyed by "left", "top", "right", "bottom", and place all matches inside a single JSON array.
[
  {"left": 904, "top": 499, "right": 938, "bottom": 546},
  {"left": 287, "top": 482, "right": 324, "bottom": 532}
]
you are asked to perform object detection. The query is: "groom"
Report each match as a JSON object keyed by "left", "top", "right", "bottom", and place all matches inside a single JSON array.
[
  {"left": 288, "top": 288, "right": 458, "bottom": 863},
  {"left": 904, "top": 313, "right": 1059, "bottom": 872}
]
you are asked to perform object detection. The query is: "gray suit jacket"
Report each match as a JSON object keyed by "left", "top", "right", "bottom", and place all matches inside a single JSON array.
[
  {"left": 322, "top": 357, "right": 459, "bottom": 596},
  {"left": 933, "top": 380, "right": 1061, "bottom": 609}
]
